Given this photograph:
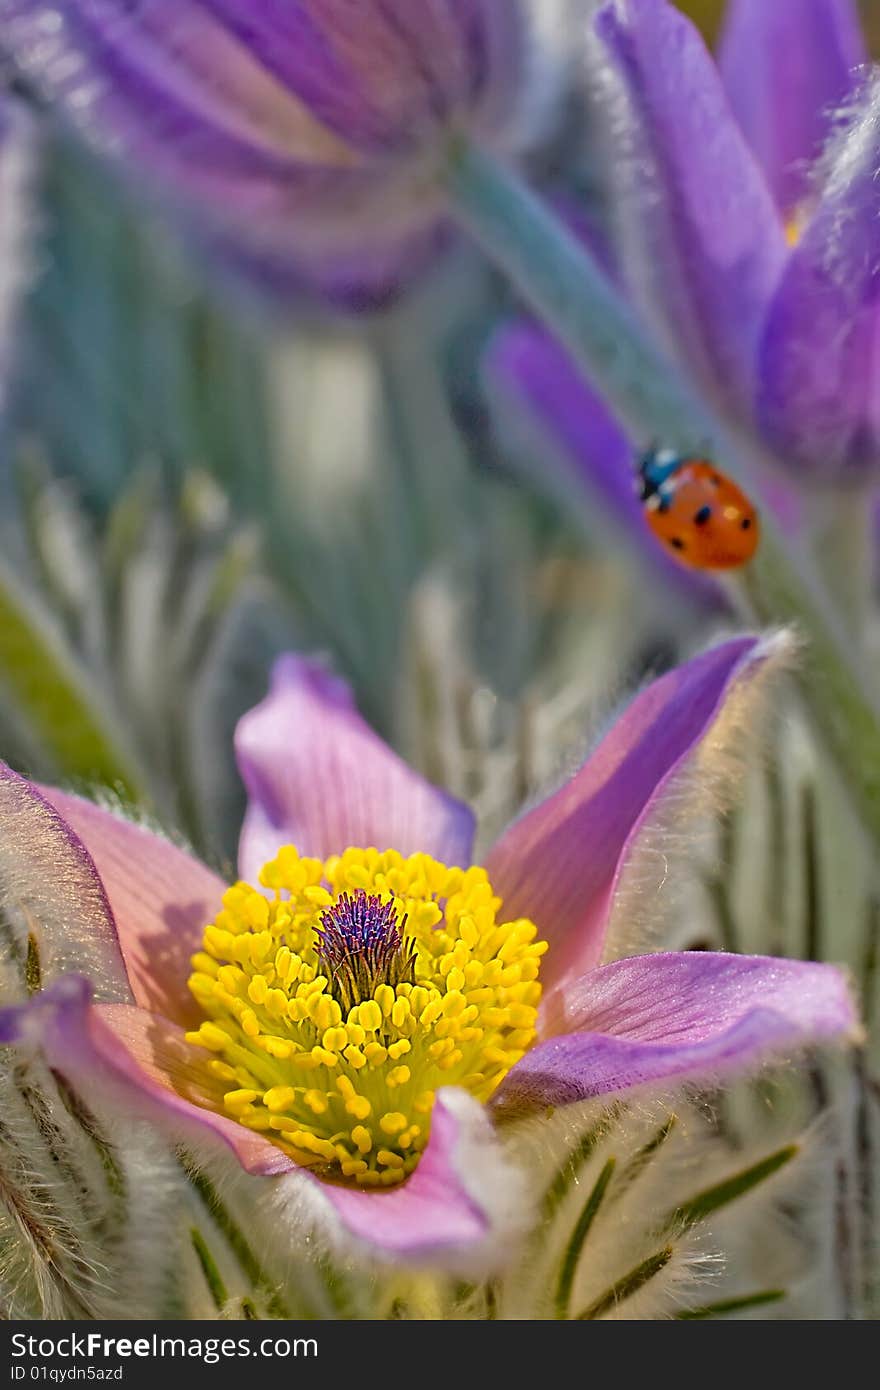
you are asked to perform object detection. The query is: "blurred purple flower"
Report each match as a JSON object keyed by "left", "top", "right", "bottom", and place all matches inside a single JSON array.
[
  {"left": 719, "top": 0, "right": 866, "bottom": 221},
  {"left": 591, "top": 0, "right": 876, "bottom": 483},
  {"left": 0, "top": 0, "right": 557, "bottom": 306},
  {"left": 0, "top": 636, "right": 856, "bottom": 1263}
]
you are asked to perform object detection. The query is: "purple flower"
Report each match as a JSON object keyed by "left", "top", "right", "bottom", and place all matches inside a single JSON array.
[
  {"left": 590, "top": 0, "right": 875, "bottom": 483},
  {"left": 0, "top": 0, "right": 549, "bottom": 306},
  {"left": 0, "top": 635, "right": 856, "bottom": 1263},
  {"left": 719, "top": 0, "right": 867, "bottom": 221}
]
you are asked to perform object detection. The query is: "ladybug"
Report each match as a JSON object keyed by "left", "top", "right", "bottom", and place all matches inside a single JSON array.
[{"left": 636, "top": 447, "right": 759, "bottom": 570}]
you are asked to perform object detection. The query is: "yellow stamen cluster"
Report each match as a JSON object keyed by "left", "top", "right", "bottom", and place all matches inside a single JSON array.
[{"left": 186, "top": 846, "right": 547, "bottom": 1188}]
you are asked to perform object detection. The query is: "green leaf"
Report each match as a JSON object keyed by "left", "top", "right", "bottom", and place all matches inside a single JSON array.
[
  {"left": 575, "top": 1247, "right": 674, "bottom": 1320},
  {"left": 677, "top": 1289, "right": 785, "bottom": 1319},
  {"left": 190, "top": 1227, "right": 228, "bottom": 1312},
  {"left": 540, "top": 1108, "right": 622, "bottom": 1219},
  {"left": 669, "top": 1143, "right": 798, "bottom": 1231},
  {"left": 555, "top": 1157, "right": 616, "bottom": 1319},
  {"left": 0, "top": 559, "right": 143, "bottom": 797}
]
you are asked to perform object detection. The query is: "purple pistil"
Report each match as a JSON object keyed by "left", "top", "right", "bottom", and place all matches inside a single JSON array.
[{"left": 316, "top": 891, "right": 418, "bottom": 1012}]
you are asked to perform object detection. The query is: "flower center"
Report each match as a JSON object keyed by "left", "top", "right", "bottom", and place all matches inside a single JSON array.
[{"left": 186, "top": 847, "right": 547, "bottom": 1188}]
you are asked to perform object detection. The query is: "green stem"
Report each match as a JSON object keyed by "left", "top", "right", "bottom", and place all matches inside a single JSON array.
[
  {"left": 806, "top": 487, "right": 875, "bottom": 643},
  {"left": 447, "top": 140, "right": 880, "bottom": 850}
]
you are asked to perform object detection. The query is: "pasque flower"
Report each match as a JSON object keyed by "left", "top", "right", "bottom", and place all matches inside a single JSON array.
[
  {"left": 0, "top": 0, "right": 560, "bottom": 305},
  {"left": 593, "top": 0, "right": 876, "bottom": 483},
  {"left": 0, "top": 635, "right": 856, "bottom": 1262},
  {"left": 489, "top": 0, "right": 878, "bottom": 503}
]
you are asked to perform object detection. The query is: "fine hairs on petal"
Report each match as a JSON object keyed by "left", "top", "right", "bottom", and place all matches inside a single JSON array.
[
  {"left": 600, "top": 629, "right": 797, "bottom": 963},
  {"left": 0, "top": 771, "right": 130, "bottom": 1004},
  {"left": 801, "top": 68, "right": 880, "bottom": 284},
  {"left": 580, "top": 5, "right": 694, "bottom": 373}
]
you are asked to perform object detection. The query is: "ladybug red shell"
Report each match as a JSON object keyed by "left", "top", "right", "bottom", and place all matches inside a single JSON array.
[{"left": 637, "top": 449, "right": 760, "bottom": 571}]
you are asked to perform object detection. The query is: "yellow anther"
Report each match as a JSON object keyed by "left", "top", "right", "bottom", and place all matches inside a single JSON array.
[
  {"left": 350, "top": 1125, "right": 372, "bottom": 1155},
  {"left": 387, "top": 1066, "right": 411, "bottom": 1088},
  {"left": 357, "top": 1000, "right": 383, "bottom": 1032},
  {"left": 312, "top": 995, "right": 342, "bottom": 1030},
  {"left": 442, "top": 991, "right": 467, "bottom": 1019},
  {"left": 344, "top": 1045, "right": 367, "bottom": 1070},
  {"left": 335, "top": 1075, "right": 356, "bottom": 1101},
  {"left": 379, "top": 1112, "right": 408, "bottom": 1136},
  {"left": 303, "top": 1089, "right": 328, "bottom": 1115},
  {"left": 507, "top": 1004, "right": 537, "bottom": 1028},
  {"left": 263, "top": 1086, "right": 296, "bottom": 1112},
  {"left": 247, "top": 975, "right": 268, "bottom": 1005},
  {"left": 223, "top": 1089, "right": 257, "bottom": 1111},
  {"left": 391, "top": 998, "right": 411, "bottom": 1029},
  {"left": 341, "top": 1157, "right": 369, "bottom": 1177},
  {"left": 311, "top": 1046, "right": 338, "bottom": 1067},
  {"left": 208, "top": 1060, "right": 237, "bottom": 1083},
  {"left": 417, "top": 999, "right": 442, "bottom": 1028},
  {"left": 375, "top": 984, "right": 395, "bottom": 1017},
  {"left": 322, "top": 1027, "right": 349, "bottom": 1052},
  {"left": 186, "top": 1022, "right": 230, "bottom": 1051},
  {"left": 377, "top": 1149, "right": 405, "bottom": 1169}
]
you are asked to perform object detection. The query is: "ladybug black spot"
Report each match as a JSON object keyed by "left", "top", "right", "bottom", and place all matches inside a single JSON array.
[
  {"left": 694, "top": 505, "right": 712, "bottom": 526},
  {"left": 711, "top": 475, "right": 722, "bottom": 486},
  {"left": 670, "top": 537, "right": 686, "bottom": 551},
  {"left": 741, "top": 516, "right": 752, "bottom": 530}
]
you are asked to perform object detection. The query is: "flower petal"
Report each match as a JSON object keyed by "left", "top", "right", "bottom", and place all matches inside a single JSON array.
[
  {"left": 236, "top": 655, "right": 475, "bottom": 876},
  {"left": 0, "top": 762, "right": 128, "bottom": 998},
  {"left": 0, "top": 980, "right": 525, "bottom": 1264},
  {"left": 0, "top": 0, "right": 355, "bottom": 174},
  {"left": 719, "top": 0, "right": 866, "bottom": 217},
  {"left": 494, "top": 952, "right": 857, "bottom": 1110},
  {"left": 37, "top": 788, "right": 226, "bottom": 1028},
  {"left": 484, "top": 318, "right": 721, "bottom": 606},
  {"left": 486, "top": 635, "right": 774, "bottom": 990},
  {"left": 0, "top": 978, "right": 309, "bottom": 1175},
  {"left": 593, "top": 0, "right": 785, "bottom": 411},
  {"left": 756, "top": 74, "right": 880, "bottom": 482}
]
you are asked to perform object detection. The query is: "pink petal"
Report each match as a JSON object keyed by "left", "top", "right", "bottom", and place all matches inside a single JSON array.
[
  {"left": 0, "top": 979, "right": 515, "bottom": 1261},
  {"left": 0, "top": 977, "right": 300, "bottom": 1175},
  {"left": 486, "top": 635, "right": 772, "bottom": 991},
  {"left": 0, "top": 762, "right": 128, "bottom": 996},
  {"left": 38, "top": 788, "right": 226, "bottom": 1028},
  {"left": 494, "top": 951, "right": 857, "bottom": 1112},
  {"left": 235, "top": 655, "right": 475, "bottom": 877}
]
